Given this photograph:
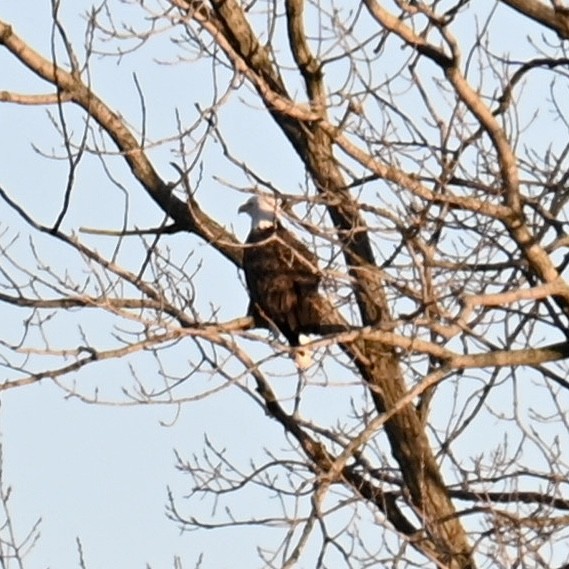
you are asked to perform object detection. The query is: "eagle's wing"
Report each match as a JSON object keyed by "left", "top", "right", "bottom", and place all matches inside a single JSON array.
[{"left": 243, "top": 224, "right": 322, "bottom": 345}]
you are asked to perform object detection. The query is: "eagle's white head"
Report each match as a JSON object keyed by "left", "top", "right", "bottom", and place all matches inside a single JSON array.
[{"left": 238, "top": 195, "right": 280, "bottom": 230}]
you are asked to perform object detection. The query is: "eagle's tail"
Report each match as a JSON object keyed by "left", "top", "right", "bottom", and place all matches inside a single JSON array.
[{"left": 293, "top": 335, "right": 312, "bottom": 370}]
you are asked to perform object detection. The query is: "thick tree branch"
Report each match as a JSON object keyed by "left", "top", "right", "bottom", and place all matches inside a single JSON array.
[
  {"left": 171, "top": 3, "right": 479, "bottom": 566},
  {"left": 500, "top": 0, "right": 569, "bottom": 39},
  {"left": 0, "top": 19, "right": 243, "bottom": 266}
]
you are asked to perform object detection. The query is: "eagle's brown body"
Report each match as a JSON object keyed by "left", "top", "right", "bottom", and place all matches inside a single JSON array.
[{"left": 242, "top": 221, "right": 322, "bottom": 348}]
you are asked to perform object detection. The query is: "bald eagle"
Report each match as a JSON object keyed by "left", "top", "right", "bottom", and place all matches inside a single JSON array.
[{"left": 239, "top": 195, "right": 322, "bottom": 368}]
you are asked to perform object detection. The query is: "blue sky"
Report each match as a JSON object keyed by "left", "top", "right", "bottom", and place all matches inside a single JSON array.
[{"left": 1, "top": 2, "right": 569, "bottom": 568}]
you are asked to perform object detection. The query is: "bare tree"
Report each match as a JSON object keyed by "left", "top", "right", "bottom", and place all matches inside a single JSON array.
[{"left": 2, "top": 1, "right": 569, "bottom": 567}]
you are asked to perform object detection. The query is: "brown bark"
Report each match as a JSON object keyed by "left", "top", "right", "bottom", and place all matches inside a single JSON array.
[
  {"left": 500, "top": 0, "right": 569, "bottom": 39},
  {"left": 189, "top": 1, "right": 476, "bottom": 566}
]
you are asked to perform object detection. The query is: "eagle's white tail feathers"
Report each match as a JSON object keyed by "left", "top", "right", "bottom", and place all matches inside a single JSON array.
[{"left": 293, "top": 335, "right": 312, "bottom": 370}]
